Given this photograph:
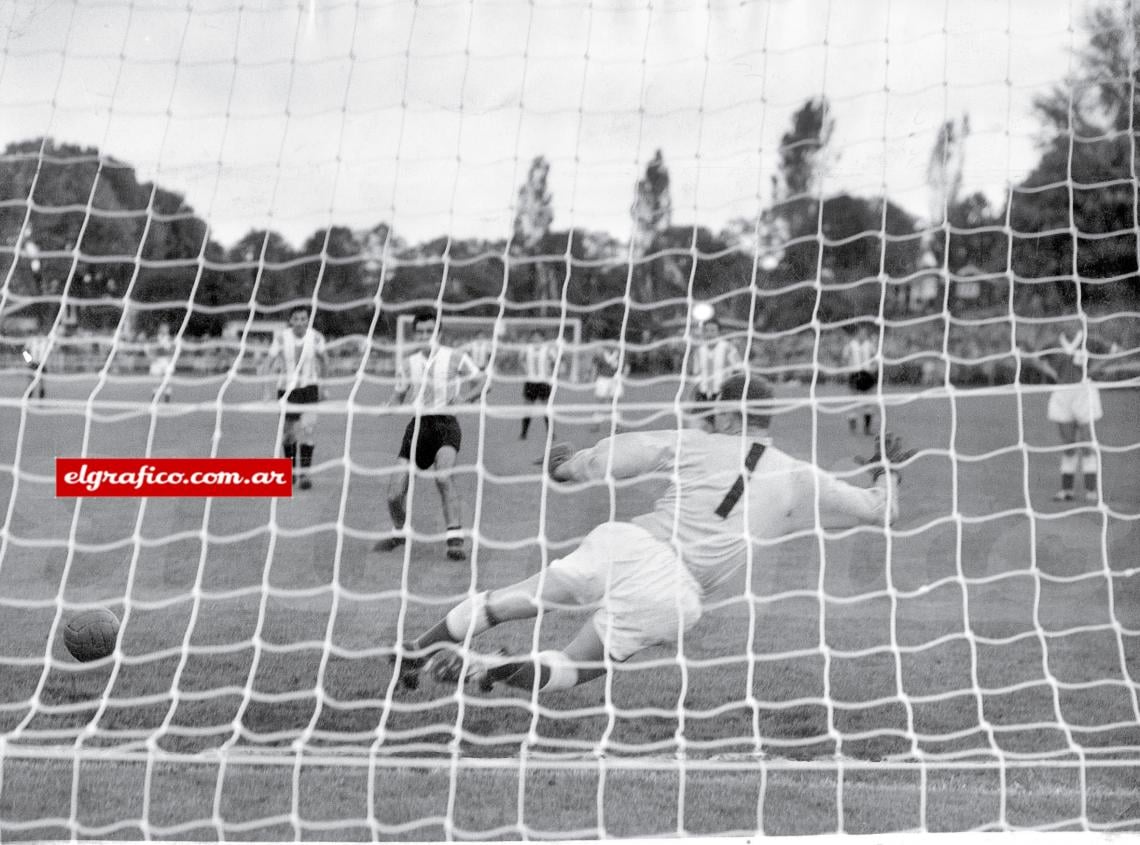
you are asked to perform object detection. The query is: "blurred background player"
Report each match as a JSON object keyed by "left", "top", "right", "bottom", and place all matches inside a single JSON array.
[
  {"left": 376, "top": 311, "right": 487, "bottom": 561},
  {"left": 261, "top": 306, "right": 327, "bottom": 491},
  {"left": 463, "top": 329, "right": 494, "bottom": 374},
  {"left": 148, "top": 321, "right": 175, "bottom": 403},
  {"left": 687, "top": 317, "right": 743, "bottom": 430},
  {"left": 22, "top": 329, "right": 49, "bottom": 399},
  {"left": 392, "top": 374, "right": 912, "bottom": 695},
  {"left": 520, "top": 329, "right": 559, "bottom": 442},
  {"left": 1027, "top": 324, "right": 1111, "bottom": 503},
  {"left": 590, "top": 338, "right": 628, "bottom": 431},
  {"left": 843, "top": 322, "right": 879, "bottom": 435}
]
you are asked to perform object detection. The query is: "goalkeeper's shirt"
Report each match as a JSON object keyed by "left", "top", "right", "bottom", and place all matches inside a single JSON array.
[{"left": 556, "top": 429, "right": 896, "bottom": 596}]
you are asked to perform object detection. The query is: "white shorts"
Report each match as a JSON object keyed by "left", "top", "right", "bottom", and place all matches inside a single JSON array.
[
  {"left": 149, "top": 356, "right": 173, "bottom": 377},
  {"left": 1047, "top": 383, "right": 1103, "bottom": 425},
  {"left": 594, "top": 376, "right": 622, "bottom": 401},
  {"left": 548, "top": 522, "right": 702, "bottom": 661}
]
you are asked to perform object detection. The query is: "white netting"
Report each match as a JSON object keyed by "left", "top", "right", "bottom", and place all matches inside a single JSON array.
[{"left": 1, "top": 0, "right": 1140, "bottom": 839}]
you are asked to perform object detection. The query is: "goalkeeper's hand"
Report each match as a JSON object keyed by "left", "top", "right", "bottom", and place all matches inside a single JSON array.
[
  {"left": 545, "top": 441, "right": 576, "bottom": 480},
  {"left": 855, "top": 432, "right": 915, "bottom": 482}
]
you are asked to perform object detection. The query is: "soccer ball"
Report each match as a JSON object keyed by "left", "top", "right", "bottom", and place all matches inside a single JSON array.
[{"left": 63, "top": 608, "right": 121, "bottom": 662}]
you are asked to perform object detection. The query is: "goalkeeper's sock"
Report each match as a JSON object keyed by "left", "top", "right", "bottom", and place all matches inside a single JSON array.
[
  {"left": 427, "top": 591, "right": 500, "bottom": 645},
  {"left": 492, "top": 650, "right": 578, "bottom": 692}
]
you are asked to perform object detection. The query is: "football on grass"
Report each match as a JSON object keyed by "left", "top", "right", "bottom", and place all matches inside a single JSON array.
[{"left": 63, "top": 608, "right": 120, "bottom": 662}]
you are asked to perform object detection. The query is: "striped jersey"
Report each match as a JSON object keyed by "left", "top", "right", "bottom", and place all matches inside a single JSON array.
[
  {"left": 268, "top": 327, "right": 326, "bottom": 390},
  {"left": 844, "top": 337, "right": 876, "bottom": 373},
  {"left": 557, "top": 429, "right": 897, "bottom": 597},
  {"left": 691, "top": 339, "right": 743, "bottom": 396},
  {"left": 397, "top": 345, "right": 480, "bottom": 411},
  {"left": 522, "top": 340, "right": 559, "bottom": 382},
  {"left": 464, "top": 336, "right": 493, "bottom": 370},
  {"left": 594, "top": 345, "right": 622, "bottom": 378}
]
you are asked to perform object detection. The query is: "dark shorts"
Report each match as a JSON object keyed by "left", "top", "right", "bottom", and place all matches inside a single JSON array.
[
  {"left": 278, "top": 384, "right": 320, "bottom": 421},
  {"left": 523, "top": 381, "right": 553, "bottom": 403},
  {"left": 848, "top": 371, "right": 878, "bottom": 393},
  {"left": 399, "top": 415, "right": 462, "bottom": 470}
]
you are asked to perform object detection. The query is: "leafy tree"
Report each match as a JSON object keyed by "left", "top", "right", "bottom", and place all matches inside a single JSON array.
[
  {"left": 1010, "top": 2, "right": 1140, "bottom": 309},
  {"left": 630, "top": 149, "right": 673, "bottom": 304}
]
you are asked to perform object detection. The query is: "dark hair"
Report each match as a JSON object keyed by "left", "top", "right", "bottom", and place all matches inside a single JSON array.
[
  {"left": 412, "top": 311, "right": 437, "bottom": 331},
  {"left": 288, "top": 305, "right": 310, "bottom": 319},
  {"left": 718, "top": 373, "right": 773, "bottom": 429}
]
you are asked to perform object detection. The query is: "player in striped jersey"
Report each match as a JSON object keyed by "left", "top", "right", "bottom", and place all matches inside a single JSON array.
[
  {"left": 520, "top": 330, "right": 559, "bottom": 442},
  {"left": 687, "top": 318, "right": 744, "bottom": 430},
  {"left": 392, "top": 373, "right": 912, "bottom": 694},
  {"left": 590, "top": 339, "right": 629, "bottom": 430},
  {"left": 376, "top": 312, "right": 487, "bottom": 561},
  {"left": 463, "top": 330, "right": 494, "bottom": 373},
  {"left": 261, "top": 306, "right": 328, "bottom": 491},
  {"left": 843, "top": 323, "right": 879, "bottom": 435},
  {"left": 22, "top": 331, "right": 50, "bottom": 399}
]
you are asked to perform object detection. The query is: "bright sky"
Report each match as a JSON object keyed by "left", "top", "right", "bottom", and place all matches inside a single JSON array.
[{"left": 0, "top": 0, "right": 1087, "bottom": 249}]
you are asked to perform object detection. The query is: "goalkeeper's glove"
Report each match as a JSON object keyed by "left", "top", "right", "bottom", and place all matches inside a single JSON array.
[
  {"left": 545, "top": 441, "right": 576, "bottom": 480},
  {"left": 855, "top": 431, "right": 916, "bottom": 482}
]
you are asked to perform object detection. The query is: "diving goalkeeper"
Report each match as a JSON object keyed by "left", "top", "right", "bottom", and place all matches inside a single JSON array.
[{"left": 392, "top": 373, "right": 912, "bottom": 694}]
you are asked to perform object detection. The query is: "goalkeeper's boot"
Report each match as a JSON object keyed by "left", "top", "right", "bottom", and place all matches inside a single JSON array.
[
  {"left": 390, "top": 642, "right": 426, "bottom": 690},
  {"left": 446, "top": 536, "right": 467, "bottom": 561},
  {"left": 1052, "top": 489, "right": 1074, "bottom": 502}
]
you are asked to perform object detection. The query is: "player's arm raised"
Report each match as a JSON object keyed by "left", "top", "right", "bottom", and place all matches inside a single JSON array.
[{"left": 454, "top": 354, "right": 488, "bottom": 404}]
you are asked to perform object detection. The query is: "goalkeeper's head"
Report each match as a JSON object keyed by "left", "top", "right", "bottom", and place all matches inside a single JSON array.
[{"left": 716, "top": 373, "right": 773, "bottom": 432}]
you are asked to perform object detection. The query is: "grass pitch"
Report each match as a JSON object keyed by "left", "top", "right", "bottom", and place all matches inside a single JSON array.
[{"left": 0, "top": 369, "right": 1138, "bottom": 837}]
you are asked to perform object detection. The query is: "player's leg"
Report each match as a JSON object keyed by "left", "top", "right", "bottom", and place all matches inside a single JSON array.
[
  {"left": 281, "top": 417, "right": 298, "bottom": 480},
  {"left": 1054, "top": 420, "right": 1079, "bottom": 501},
  {"left": 431, "top": 444, "right": 467, "bottom": 561},
  {"left": 375, "top": 462, "right": 411, "bottom": 551},
  {"left": 540, "top": 382, "right": 553, "bottom": 437},
  {"left": 393, "top": 567, "right": 584, "bottom": 689},
  {"left": 485, "top": 621, "right": 608, "bottom": 692},
  {"left": 846, "top": 376, "right": 858, "bottom": 433},
  {"left": 26, "top": 364, "right": 45, "bottom": 399},
  {"left": 1073, "top": 422, "right": 1099, "bottom": 502},
  {"left": 296, "top": 410, "right": 317, "bottom": 491},
  {"left": 521, "top": 383, "right": 535, "bottom": 439}
]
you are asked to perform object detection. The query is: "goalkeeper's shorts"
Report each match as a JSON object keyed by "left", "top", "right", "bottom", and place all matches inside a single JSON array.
[
  {"left": 549, "top": 521, "right": 702, "bottom": 662},
  {"left": 1047, "top": 382, "right": 1103, "bottom": 425}
]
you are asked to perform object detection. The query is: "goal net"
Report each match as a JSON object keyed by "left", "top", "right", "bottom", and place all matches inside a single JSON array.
[{"left": 1, "top": 0, "right": 1139, "bottom": 840}]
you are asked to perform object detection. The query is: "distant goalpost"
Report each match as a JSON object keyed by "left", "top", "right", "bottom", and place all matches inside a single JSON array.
[
  {"left": 393, "top": 313, "right": 586, "bottom": 384},
  {"left": 2, "top": 0, "right": 1140, "bottom": 841}
]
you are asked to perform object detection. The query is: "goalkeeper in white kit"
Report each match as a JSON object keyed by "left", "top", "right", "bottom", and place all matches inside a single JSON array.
[{"left": 392, "top": 373, "right": 912, "bottom": 693}]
